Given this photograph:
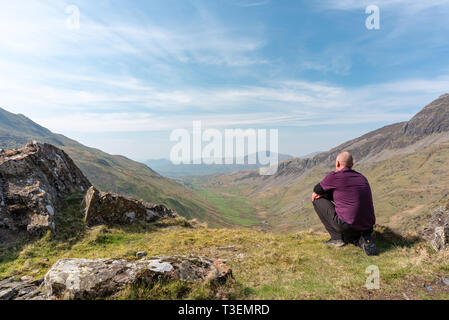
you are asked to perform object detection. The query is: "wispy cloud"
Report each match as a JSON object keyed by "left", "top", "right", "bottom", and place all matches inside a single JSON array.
[
  {"left": 22, "top": 73, "right": 449, "bottom": 133},
  {"left": 319, "top": 0, "right": 449, "bottom": 11},
  {"left": 230, "top": 0, "right": 271, "bottom": 8},
  {"left": 0, "top": 0, "right": 267, "bottom": 67}
]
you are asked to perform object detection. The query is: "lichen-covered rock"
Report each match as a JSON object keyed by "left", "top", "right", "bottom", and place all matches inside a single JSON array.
[
  {"left": 0, "top": 142, "right": 91, "bottom": 234},
  {"left": 423, "top": 204, "right": 449, "bottom": 251},
  {"left": 44, "top": 256, "right": 232, "bottom": 300},
  {"left": 83, "top": 186, "right": 177, "bottom": 226}
]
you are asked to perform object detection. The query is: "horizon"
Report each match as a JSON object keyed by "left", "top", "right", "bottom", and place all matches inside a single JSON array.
[{"left": 1, "top": 0, "right": 449, "bottom": 161}]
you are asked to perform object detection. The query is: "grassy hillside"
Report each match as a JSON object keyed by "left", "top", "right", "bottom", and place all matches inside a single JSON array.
[
  {"left": 1, "top": 194, "right": 448, "bottom": 300},
  {"left": 0, "top": 108, "right": 230, "bottom": 227}
]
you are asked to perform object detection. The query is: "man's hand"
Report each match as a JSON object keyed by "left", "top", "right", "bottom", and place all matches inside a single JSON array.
[{"left": 312, "top": 192, "right": 323, "bottom": 203}]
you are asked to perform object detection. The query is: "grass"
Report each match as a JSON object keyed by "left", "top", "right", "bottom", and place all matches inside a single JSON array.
[
  {"left": 1, "top": 194, "right": 448, "bottom": 300},
  {"left": 194, "top": 187, "right": 259, "bottom": 227}
]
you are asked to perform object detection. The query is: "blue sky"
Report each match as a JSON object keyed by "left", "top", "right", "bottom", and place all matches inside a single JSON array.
[{"left": 1, "top": 0, "right": 449, "bottom": 160}]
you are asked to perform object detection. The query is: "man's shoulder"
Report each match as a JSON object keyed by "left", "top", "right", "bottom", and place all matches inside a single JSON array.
[
  {"left": 323, "top": 170, "right": 337, "bottom": 179},
  {"left": 349, "top": 169, "right": 370, "bottom": 183}
]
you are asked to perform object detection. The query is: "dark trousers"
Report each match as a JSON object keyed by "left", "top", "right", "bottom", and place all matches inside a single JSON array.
[{"left": 313, "top": 197, "right": 371, "bottom": 243}]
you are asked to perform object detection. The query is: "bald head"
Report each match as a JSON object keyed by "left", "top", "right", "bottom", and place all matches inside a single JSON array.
[{"left": 336, "top": 151, "right": 354, "bottom": 171}]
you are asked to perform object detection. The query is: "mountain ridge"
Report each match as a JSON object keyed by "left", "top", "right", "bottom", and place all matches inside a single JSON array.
[{"left": 269, "top": 93, "right": 449, "bottom": 179}]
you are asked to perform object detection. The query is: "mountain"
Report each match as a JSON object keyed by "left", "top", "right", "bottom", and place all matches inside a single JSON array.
[
  {"left": 145, "top": 153, "right": 295, "bottom": 178},
  {"left": 0, "top": 108, "right": 230, "bottom": 227},
  {"left": 191, "top": 94, "right": 449, "bottom": 232}
]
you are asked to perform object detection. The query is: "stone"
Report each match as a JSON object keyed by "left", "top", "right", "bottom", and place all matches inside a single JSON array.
[
  {"left": 213, "top": 260, "right": 233, "bottom": 283},
  {"left": 442, "top": 277, "right": 449, "bottom": 287},
  {"left": 423, "top": 204, "right": 449, "bottom": 251},
  {"left": 44, "top": 256, "right": 233, "bottom": 300},
  {"left": 0, "top": 276, "right": 44, "bottom": 300},
  {"left": 15, "top": 288, "right": 43, "bottom": 300},
  {"left": 0, "top": 142, "right": 91, "bottom": 234},
  {"left": 136, "top": 251, "right": 147, "bottom": 259},
  {"left": 83, "top": 186, "right": 177, "bottom": 226},
  {"left": 0, "top": 288, "right": 17, "bottom": 300},
  {"left": 20, "top": 275, "right": 33, "bottom": 282},
  {"left": 0, "top": 277, "right": 15, "bottom": 287}
]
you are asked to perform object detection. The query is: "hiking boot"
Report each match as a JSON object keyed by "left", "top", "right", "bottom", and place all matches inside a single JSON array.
[
  {"left": 322, "top": 239, "right": 347, "bottom": 247},
  {"left": 358, "top": 235, "right": 378, "bottom": 256}
]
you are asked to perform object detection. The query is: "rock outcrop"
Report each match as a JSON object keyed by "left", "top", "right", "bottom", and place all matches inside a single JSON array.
[
  {"left": 83, "top": 186, "right": 177, "bottom": 226},
  {"left": 44, "top": 256, "right": 232, "bottom": 300},
  {"left": 0, "top": 142, "right": 91, "bottom": 234},
  {"left": 423, "top": 203, "right": 449, "bottom": 251},
  {"left": 0, "top": 277, "right": 45, "bottom": 300}
]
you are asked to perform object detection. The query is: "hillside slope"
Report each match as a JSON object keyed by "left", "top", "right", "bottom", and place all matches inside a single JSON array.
[
  {"left": 191, "top": 94, "right": 449, "bottom": 232},
  {"left": 1, "top": 196, "right": 448, "bottom": 300},
  {"left": 0, "top": 108, "right": 229, "bottom": 227}
]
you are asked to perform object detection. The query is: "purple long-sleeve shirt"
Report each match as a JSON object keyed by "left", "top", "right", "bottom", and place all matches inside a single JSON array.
[{"left": 320, "top": 167, "right": 376, "bottom": 231}]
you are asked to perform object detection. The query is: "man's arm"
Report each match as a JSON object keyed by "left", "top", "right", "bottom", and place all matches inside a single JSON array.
[
  {"left": 313, "top": 183, "right": 326, "bottom": 195},
  {"left": 312, "top": 172, "right": 336, "bottom": 203},
  {"left": 312, "top": 183, "right": 327, "bottom": 202}
]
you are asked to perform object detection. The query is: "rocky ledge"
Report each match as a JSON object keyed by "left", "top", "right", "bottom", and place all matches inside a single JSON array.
[
  {"left": 83, "top": 186, "right": 177, "bottom": 226},
  {"left": 0, "top": 256, "right": 233, "bottom": 300},
  {"left": 0, "top": 277, "right": 45, "bottom": 300}
]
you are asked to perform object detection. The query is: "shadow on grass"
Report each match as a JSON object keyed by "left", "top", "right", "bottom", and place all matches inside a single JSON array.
[
  {"left": 0, "top": 230, "right": 34, "bottom": 267},
  {"left": 0, "top": 192, "right": 86, "bottom": 270},
  {"left": 372, "top": 225, "right": 422, "bottom": 254},
  {"left": 117, "top": 277, "right": 253, "bottom": 300}
]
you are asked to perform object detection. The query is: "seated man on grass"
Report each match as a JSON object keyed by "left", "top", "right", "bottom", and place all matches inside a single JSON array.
[{"left": 312, "top": 151, "right": 377, "bottom": 256}]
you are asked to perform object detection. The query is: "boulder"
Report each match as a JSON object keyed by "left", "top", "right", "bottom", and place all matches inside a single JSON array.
[
  {"left": 44, "top": 256, "right": 233, "bottom": 300},
  {"left": 423, "top": 204, "right": 449, "bottom": 251},
  {"left": 83, "top": 186, "right": 177, "bottom": 226},
  {"left": 0, "top": 142, "right": 91, "bottom": 234}
]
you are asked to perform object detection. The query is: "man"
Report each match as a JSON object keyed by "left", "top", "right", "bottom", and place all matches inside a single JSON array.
[{"left": 312, "top": 151, "right": 377, "bottom": 256}]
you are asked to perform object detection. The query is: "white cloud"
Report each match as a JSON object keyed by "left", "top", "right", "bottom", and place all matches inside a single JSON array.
[{"left": 19, "top": 74, "right": 447, "bottom": 134}]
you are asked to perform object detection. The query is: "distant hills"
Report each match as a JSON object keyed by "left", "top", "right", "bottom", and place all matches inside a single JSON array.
[
  {"left": 0, "top": 108, "right": 231, "bottom": 227},
  {"left": 192, "top": 94, "right": 449, "bottom": 233},
  {"left": 146, "top": 153, "right": 295, "bottom": 178}
]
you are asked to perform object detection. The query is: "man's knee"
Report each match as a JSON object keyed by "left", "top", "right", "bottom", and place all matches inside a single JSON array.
[
  {"left": 312, "top": 197, "right": 326, "bottom": 212},
  {"left": 313, "top": 197, "right": 329, "bottom": 206}
]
